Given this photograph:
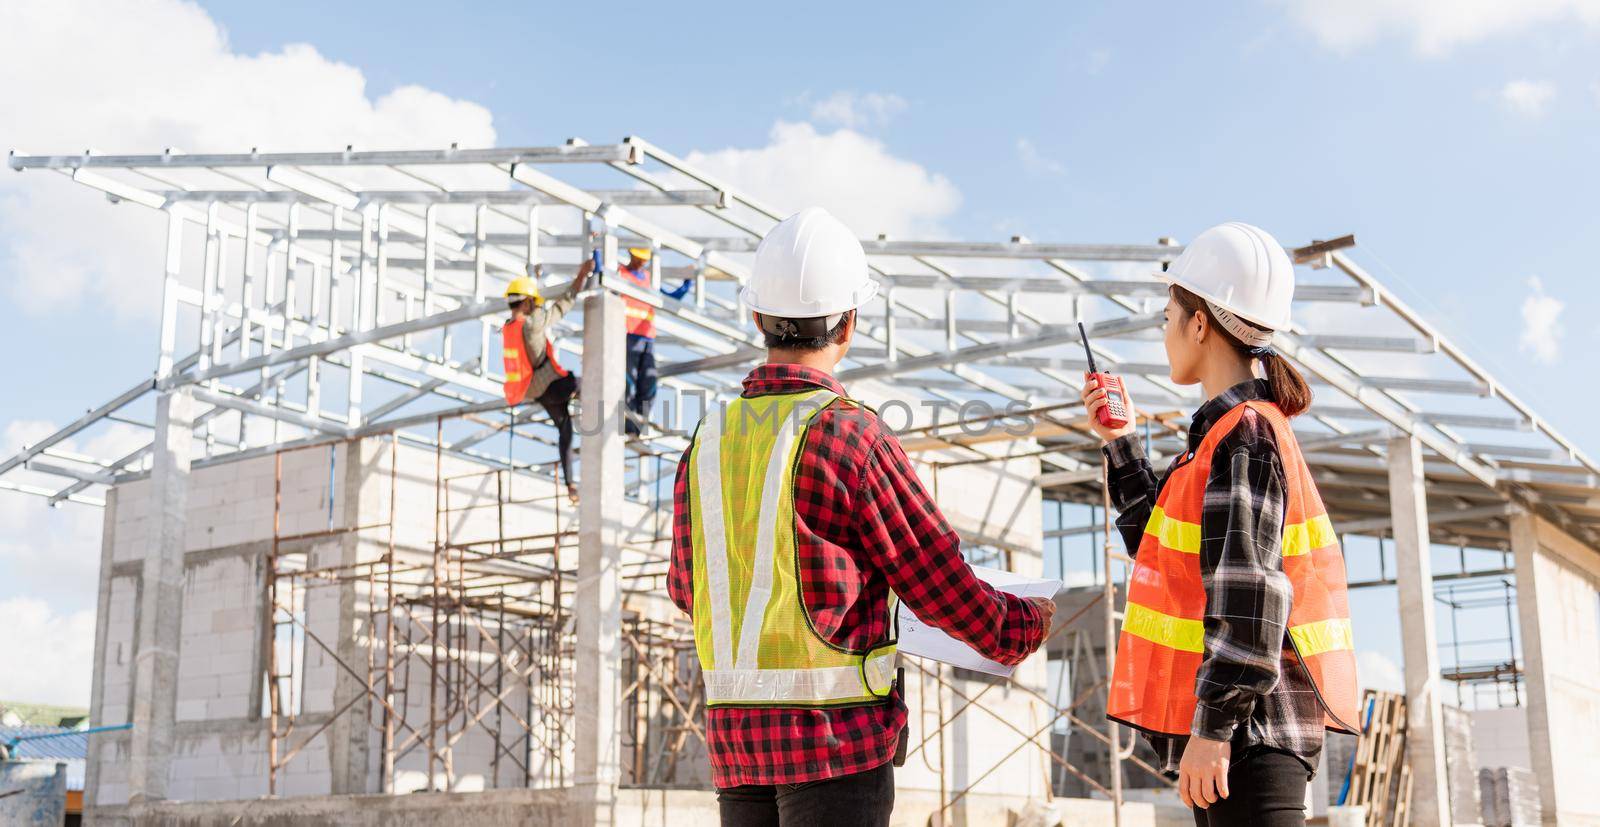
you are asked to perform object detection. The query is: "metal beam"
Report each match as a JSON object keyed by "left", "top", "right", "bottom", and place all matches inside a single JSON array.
[
  {"left": 9, "top": 144, "right": 642, "bottom": 170},
  {"left": 151, "top": 188, "right": 726, "bottom": 207},
  {"left": 162, "top": 297, "right": 504, "bottom": 390},
  {"left": 0, "top": 378, "right": 153, "bottom": 477},
  {"left": 1339, "top": 501, "right": 1518, "bottom": 535},
  {"left": 839, "top": 311, "right": 1164, "bottom": 384},
  {"left": 1277, "top": 332, "right": 1499, "bottom": 487}
]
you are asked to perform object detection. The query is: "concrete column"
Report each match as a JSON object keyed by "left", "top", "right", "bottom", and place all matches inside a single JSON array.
[
  {"left": 1510, "top": 512, "right": 1600, "bottom": 824},
  {"left": 329, "top": 441, "right": 373, "bottom": 794},
  {"left": 128, "top": 389, "right": 195, "bottom": 802},
  {"left": 1385, "top": 435, "right": 1451, "bottom": 826},
  {"left": 84, "top": 488, "right": 118, "bottom": 811},
  {"left": 572, "top": 291, "right": 625, "bottom": 826}
]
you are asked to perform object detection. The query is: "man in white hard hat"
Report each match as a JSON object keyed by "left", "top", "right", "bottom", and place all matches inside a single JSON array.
[{"left": 667, "top": 207, "right": 1054, "bottom": 826}]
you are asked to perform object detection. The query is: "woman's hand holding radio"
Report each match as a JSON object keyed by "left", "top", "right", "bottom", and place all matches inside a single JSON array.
[{"left": 1081, "top": 373, "right": 1138, "bottom": 443}]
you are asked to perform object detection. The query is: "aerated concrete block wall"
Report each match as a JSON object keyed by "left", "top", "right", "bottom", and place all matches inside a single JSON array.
[{"left": 85, "top": 438, "right": 556, "bottom": 810}]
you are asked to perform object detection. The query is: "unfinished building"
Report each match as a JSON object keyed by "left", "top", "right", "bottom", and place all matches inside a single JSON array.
[{"left": 2, "top": 138, "right": 1598, "bottom": 826}]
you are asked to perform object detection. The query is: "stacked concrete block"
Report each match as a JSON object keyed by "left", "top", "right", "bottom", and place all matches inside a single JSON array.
[
  {"left": 1479, "top": 767, "right": 1542, "bottom": 826},
  {"left": 99, "top": 577, "right": 140, "bottom": 726},
  {"left": 176, "top": 554, "right": 262, "bottom": 722},
  {"left": 110, "top": 477, "right": 153, "bottom": 564},
  {"left": 92, "top": 736, "right": 131, "bottom": 807},
  {"left": 1442, "top": 704, "right": 1482, "bottom": 824}
]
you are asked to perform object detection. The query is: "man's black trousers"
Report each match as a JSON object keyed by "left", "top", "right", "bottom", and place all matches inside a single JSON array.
[{"left": 716, "top": 761, "right": 893, "bottom": 827}]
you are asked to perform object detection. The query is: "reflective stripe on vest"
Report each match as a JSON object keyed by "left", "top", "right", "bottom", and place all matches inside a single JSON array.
[
  {"left": 619, "top": 266, "right": 656, "bottom": 338},
  {"left": 501, "top": 320, "right": 533, "bottom": 405},
  {"left": 502, "top": 319, "right": 568, "bottom": 405},
  {"left": 1107, "top": 400, "right": 1361, "bottom": 736},
  {"left": 1144, "top": 508, "right": 1337, "bottom": 557},
  {"left": 688, "top": 389, "right": 898, "bottom": 707}
]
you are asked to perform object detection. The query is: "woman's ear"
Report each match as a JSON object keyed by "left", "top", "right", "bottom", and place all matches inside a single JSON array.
[{"left": 1190, "top": 308, "right": 1208, "bottom": 344}]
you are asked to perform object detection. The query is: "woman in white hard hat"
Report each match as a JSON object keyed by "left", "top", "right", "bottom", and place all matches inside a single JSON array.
[{"left": 1081, "top": 223, "right": 1360, "bottom": 827}]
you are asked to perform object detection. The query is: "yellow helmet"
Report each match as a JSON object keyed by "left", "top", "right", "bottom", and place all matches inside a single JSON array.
[
  {"left": 627, "top": 247, "right": 653, "bottom": 262},
  {"left": 504, "top": 276, "right": 540, "bottom": 301}
]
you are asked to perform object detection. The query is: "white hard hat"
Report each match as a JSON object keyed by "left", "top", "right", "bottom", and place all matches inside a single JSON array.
[
  {"left": 1157, "top": 222, "right": 1294, "bottom": 345},
  {"left": 742, "top": 208, "right": 879, "bottom": 320}
]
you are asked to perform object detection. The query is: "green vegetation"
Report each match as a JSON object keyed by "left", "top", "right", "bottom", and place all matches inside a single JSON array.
[{"left": 0, "top": 700, "right": 90, "bottom": 728}]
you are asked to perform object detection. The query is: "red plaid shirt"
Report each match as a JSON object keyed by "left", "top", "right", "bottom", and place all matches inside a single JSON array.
[{"left": 668, "top": 363, "right": 1049, "bottom": 788}]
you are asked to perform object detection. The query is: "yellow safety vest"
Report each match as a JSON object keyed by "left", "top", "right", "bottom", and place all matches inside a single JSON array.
[{"left": 687, "top": 388, "right": 898, "bottom": 707}]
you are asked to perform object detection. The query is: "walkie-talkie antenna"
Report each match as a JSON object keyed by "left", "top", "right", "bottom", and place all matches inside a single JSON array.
[{"left": 1077, "top": 321, "right": 1098, "bottom": 373}]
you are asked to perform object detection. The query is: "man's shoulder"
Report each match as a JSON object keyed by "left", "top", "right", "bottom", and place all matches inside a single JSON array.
[{"left": 812, "top": 396, "right": 892, "bottom": 453}]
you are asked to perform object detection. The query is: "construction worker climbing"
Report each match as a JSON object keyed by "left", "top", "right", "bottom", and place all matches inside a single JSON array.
[
  {"left": 502, "top": 258, "right": 593, "bottom": 504},
  {"left": 667, "top": 208, "right": 1054, "bottom": 827},
  {"left": 615, "top": 246, "right": 693, "bottom": 436},
  {"left": 1081, "top": 223, "right": 1359, "bottom": 827}
]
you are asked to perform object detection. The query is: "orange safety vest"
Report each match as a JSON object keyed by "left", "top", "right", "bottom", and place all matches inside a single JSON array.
[
  {"left": 618, "top": 265, "right": 656, "bottom": 338},
  {"left": 501, "top": 318, "right": 568, "bottom": 406},
  {"left": 1107, "top": 400, "right": 1360, "bottom": 737}
]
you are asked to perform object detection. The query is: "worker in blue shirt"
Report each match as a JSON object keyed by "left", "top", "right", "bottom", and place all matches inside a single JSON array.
[{"left": 615, "top": 247, "right": 693, "bottom": 436}]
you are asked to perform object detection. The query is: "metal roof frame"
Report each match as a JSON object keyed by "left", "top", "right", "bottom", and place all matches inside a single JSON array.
[{"left": 3, "top": 136, "right": 1596, "bottom": 549}]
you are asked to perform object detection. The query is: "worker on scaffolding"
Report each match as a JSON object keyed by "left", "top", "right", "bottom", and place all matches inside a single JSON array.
[
  {"left": 667, "top": 208, "right": 1055, "bottom": 827},
  {"left": 502, "top": 258, "right": 593, "bottom": 504},
  {"left": 1081, "top": 223, "right": 1360, "bottom": 826},
  {"left": 615, "top": 246, "right": 694, "bottom": 436}
]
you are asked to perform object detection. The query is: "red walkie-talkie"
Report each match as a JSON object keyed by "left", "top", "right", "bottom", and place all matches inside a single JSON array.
[{"left": 1079, "top": 321, "right": 1130, "bottom": 429}]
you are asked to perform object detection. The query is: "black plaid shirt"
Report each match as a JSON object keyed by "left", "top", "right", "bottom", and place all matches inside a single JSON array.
[{"left": 1103, "top": 379, "right": 1324, "bottom": 775}]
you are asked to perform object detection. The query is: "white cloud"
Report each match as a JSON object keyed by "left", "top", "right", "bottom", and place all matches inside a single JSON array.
[
  {"left": 1277, "top": 0, "right": 1600, "bottom": 55},
  {"left": 1016, "top": 138, "right": 1066, "bottom": 176},
  {"left": 1, "top": 419, "right": 146, "bottom": 609},
  {"left": 1519, "top": 276, "right": 1564, "bottom": 362},
  {"left": 808, "top": 91, "right": 909, "bottom": 130},
  {"left": 1357, "top": 650, "right": 1405, "bottom": 694},
  {"left": 0, "top": 597, "right": 96, "bottom": 706},
  {"left": 1499, "top": 80, "right": 1557, "bottom": 116},
  {"left": 0, "top": 0, "right": 497, "bottom": 323},
  {"left": 684, "top": 121, "right": 961, "bottom": 238}
]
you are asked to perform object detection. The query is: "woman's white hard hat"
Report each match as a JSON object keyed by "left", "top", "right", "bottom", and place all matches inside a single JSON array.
[
  {"left": 1156, "top": 222, "right": 1295, "bottom": 340},
  {"left": 741, "top": 207, "right": 879, "bottom": 319}
]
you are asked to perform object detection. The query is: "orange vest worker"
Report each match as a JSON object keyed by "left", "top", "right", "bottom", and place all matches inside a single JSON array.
[
  {"left": 618, "top": 265, "right": 656, "bottom": 338},
  {"left": 501, "top": 319, "right": 568, "bottom": 406},
  {"left": 1107, "top": 400, "right": 1360, "bottom": 736},
  {"left": 502, "top": 319, "right": 534, "bottom": 405}
]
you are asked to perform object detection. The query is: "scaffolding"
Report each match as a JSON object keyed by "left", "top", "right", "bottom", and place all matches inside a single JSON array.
[
  {"left": 1437, "top": 578, "right": 1523, "bottom": 710},
  {"left": 4, "top": 135, "right": 1600, "bottom": 821}
]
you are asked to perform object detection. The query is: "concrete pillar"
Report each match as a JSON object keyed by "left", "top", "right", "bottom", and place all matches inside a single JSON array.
[
  {"left": 1510, "top": 512, "right": 1600, "bottom": 824},
  {"left": 84, "top": 488, "right": 118, "bottom": 811},
  {"left": 128, "top": 389, "right": 195, "bottom": 802},
  {"left": 1385, "top": 435, "right": 1451, "bottom": 826},
  {"left": 572, "top": 291, "right": 625, "bottom": 826},
  {"left": 329, "top": 441, "right": 373, "bottom": 794}
]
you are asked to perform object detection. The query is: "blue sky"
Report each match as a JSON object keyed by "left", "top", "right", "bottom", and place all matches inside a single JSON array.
[{"left": 0, "top": 0, "right": 1594, "bottom": 704}]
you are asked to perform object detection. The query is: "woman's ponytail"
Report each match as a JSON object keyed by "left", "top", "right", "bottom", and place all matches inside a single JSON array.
[
  {"left": 1171, "top": 285, "right": 1313, "bottom": 417},
  {"left": 1259, "top": 350, "right": 1311, "bottom": 417}
]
